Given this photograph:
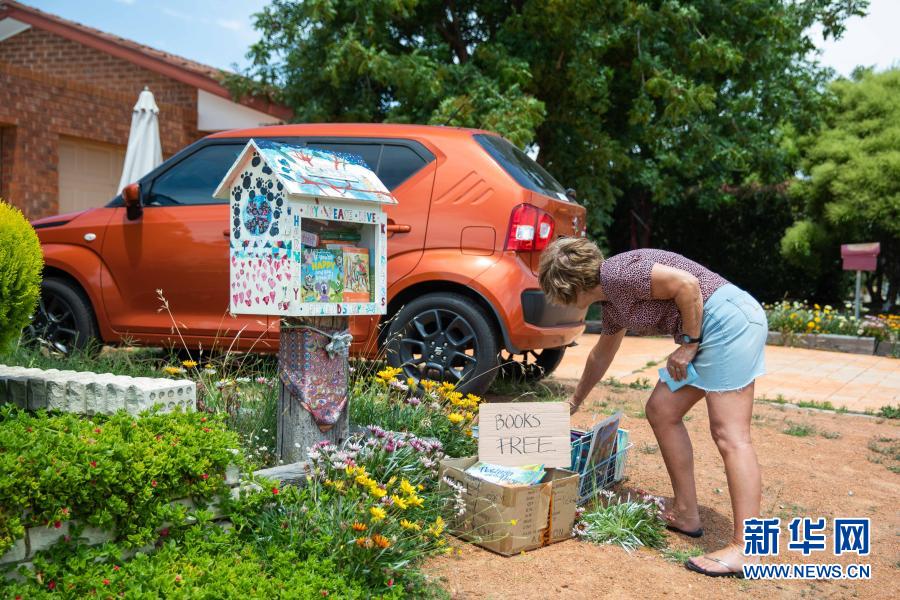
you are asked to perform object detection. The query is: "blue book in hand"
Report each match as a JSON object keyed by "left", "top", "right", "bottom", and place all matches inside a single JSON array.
[{"left": 658, "top": 363, "right": 699, "bottom": 392}]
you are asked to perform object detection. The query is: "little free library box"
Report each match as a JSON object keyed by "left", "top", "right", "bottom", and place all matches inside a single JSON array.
[{"left": 213, "top": 138, "right": 396, "bottom": 317}]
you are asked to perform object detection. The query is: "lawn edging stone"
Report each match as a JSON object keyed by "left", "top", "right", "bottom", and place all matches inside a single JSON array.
[{"left": 0, "top": 365, "right": 195, "bottom": 415}]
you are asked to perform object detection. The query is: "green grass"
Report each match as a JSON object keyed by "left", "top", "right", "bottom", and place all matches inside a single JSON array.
[
  {"left": 796, "top": 399, "right": 836, "bottom": 411},
  {"left": 783, "top": 421, "right": 816, "bottom": 437},
  {"left": 638, "top": 442, "right": 659, "bottom": 454},
  {"left": 487, "top": 376, "right": 568, "bottom": 402},
  {"left": 877, "top": 404, "right": 900, "bottom": 419},
  {"left": 661, "top": 546, "right": 704, "bottom": 563},
  {"left": 578, "top": 496, "right": 667, "bottom": 552},
  {"left": 602, "top": 376, "right": 653, "bottom": 391}
]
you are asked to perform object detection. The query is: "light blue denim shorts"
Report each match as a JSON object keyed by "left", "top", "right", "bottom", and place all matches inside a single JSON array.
[{"left": 690, "top": 284, "right": 767, "bottom": 392}]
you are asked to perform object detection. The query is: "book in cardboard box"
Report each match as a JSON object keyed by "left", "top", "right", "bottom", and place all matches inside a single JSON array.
[{"left": 438, "top": 456, "right": 579, "bottom": 556}]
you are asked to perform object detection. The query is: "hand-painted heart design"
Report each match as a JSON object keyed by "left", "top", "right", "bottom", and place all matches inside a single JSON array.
[
  {"left": 262, "top": 296, "right": 270, "bottom": 305},
  {"left": 269, "top": 291, "right": 276, "bottom": 302},
  {"left": 268, "top": 278, "right": 276, "bottom": 289}
]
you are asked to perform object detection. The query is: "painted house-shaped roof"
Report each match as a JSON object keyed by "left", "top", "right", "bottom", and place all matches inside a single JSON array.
[{"left": 214, "top": 138, "right": 398, "bottom": 205}]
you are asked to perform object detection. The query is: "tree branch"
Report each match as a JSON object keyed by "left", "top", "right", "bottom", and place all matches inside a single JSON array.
[{"left": 437, "top": 0, "right": 469, "bottom": 63}]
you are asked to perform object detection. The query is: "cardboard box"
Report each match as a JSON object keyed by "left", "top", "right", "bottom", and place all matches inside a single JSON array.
[{"left": 439, "top": 456, "right": 579, "bottom": 556}]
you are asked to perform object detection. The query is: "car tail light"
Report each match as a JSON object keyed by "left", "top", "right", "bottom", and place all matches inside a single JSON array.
[{"left": 505, "top": 204, "right": 555, "bottom": 251}]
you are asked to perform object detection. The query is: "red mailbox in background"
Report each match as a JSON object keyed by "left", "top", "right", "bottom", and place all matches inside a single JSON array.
[
  {"left": 841, "top": 242, "right": 880, "bottom": 319},
  {"left": 841, "top": 242, "right": 880, "bottom": 272}
]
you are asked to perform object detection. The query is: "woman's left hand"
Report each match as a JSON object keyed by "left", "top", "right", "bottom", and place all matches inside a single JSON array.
[{"left": 667, "top": 344, "right": 699, "bottom": 381}]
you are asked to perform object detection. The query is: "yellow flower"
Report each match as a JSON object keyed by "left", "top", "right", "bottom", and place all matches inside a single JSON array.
[
  {"left": 510, "top": 519, "right": 517, "bottom": 526},
  {"left": 162, "top": 366, "right": 184, "bottom": 376},
  {"left": 440, "top": 381, "right": 456, "bottom": 392},
  {"left": 400, "top": 519, "right": 421, "bottom": 530},
  {"left": 447, "top": 413, "right": 464, "bottom": 424},
  {"left": 420, "top": 379, "right": 438, "bottom": 392},
  {"left": 376, "top": 366, "right": 403, "bottom": 383},
  {"left": 400, "top": 479, "right": 416, "bottom": 496},
  {"left": 369, "top": 506, "right": 387, "bottom": 522},
  {"left": 406, "top": 377, "right": 418, "bottom": 391},
  {"left": 351, "top": 522, "right": 367, "bottom": 532},
  {"left": 464, "top": 411, "right": 474, "bottom": 421},
  {"left": 181, "top": 360, "right": 198, "bottom": 368},
  {"left": 417, "top": 484, "right": 424, "bottom": 491},
  {"left": 466, "top": 393, "right": 482, "bottom": 405},
  {"left": 429, "top": 516, "right": 446, "bottom": 537},
  {"left": 369, "top": 486, "right": 387, "bottom": 499},
  {"left": 391, "top": 495, "right": 408, "bottom": 510},
  {"left": 332, "top": 480, "right": 345, "bottom": 491},
  {"left": 387, "top": 475, "right": 397, "bottom": 486},
  {"left": 814, "top": 303, "right": 821, "bottom": 310},
  {"left": 405, "top": 494, "right": 424, "bottom": 508}
]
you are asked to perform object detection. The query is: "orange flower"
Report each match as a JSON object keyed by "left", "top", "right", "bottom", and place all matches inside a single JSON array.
[
  {"left": 351, "top": 522, "right": 367, "bottom": 532},
  {"left": 355, "top": 537, "right": 373, "bottom": 548},
  {"left": 372, "top": 534, "right": 391, "bottom": 549}
]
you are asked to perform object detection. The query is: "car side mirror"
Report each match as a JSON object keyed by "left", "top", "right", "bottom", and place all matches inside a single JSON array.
[
  {"left": 565, "top": 188, "right": 577, "bottom": 201},
  {"left": 122, "top": 183, "right": 143, "bottom": 221}
]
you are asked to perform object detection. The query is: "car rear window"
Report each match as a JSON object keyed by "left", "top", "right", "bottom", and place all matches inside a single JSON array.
[{"left": 473, "top": 133, "right": 568, "bottom": 200}]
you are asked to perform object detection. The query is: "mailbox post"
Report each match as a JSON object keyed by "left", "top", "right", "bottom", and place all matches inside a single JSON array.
[
  {"left": 214, "top": 139, "right": 394, "bottom": 462},
  {"left": 840, "top": 243, "right": 880, "bottom": 320}
]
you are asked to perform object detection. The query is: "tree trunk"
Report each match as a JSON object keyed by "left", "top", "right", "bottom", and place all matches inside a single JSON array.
[{"left": 276, "top": 316, "right": 350, "bottom": 463}]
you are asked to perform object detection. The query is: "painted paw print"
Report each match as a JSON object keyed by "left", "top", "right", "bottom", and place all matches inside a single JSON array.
[
  {"left": 262, "top": 164, "right": 273, "bottom": 175},
  {"left": 251, "top": 154, "right": 261, "bottom": 168},
  {"left": 231, "top": 185, "right": 243, "bottom": 202},
  {"left": 255, "top": 176, "right": 267, "bottom": 192},
  {"left": 240, "top": 171, "right": 253, "bottom": 190}
]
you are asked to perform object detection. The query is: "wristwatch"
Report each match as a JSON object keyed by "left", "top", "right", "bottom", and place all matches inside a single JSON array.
[{"left": 677, "top": 334, "right": 702, "bottom": 345}]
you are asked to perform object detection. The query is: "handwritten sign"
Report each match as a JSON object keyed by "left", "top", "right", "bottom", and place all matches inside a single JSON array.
[{"left": 477, "top": 402, "right": 570, "bottom": 468}]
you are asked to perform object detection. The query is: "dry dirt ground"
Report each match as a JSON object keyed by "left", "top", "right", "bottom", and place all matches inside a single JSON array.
[{"left": 424, "top": 380, "right": 900, "bottom": 599}]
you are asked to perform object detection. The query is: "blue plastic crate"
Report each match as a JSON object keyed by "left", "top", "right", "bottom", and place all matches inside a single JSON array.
[{"left": 570, "top": 428, "right": 631, "bottom": 504}]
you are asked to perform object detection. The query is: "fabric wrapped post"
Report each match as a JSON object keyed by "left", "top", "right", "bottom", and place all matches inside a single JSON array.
[{"left": 276, "top": 317, "right": 350, "bottom": 462}]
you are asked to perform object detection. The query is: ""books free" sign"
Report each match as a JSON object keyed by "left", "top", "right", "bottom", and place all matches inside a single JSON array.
[{"left": 477, "top": 402, "right": 571, "bottom": 468}]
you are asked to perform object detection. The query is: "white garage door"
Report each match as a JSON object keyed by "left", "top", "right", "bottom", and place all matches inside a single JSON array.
[{"left": 58, "top": 137, "right": 125, "bottom": 214}]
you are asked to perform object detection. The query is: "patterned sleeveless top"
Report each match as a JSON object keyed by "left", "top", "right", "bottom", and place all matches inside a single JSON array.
[{"left": 599, "top": 249, "right": 728, "bottom": 337}]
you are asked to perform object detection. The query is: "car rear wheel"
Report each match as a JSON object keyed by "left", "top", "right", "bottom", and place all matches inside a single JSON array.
[
  {"left": 385, "top": 292, "right": 499, "bottom": 396},
  {"left": 25, "top": 277, "right": 98, "bottom": 354},
  {"left": 498, "top": 346, "right": 567, "bottom": 382}
]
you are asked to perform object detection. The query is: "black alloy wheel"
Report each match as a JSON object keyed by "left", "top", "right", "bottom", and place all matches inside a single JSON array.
[
  {"left": 24, "top": 278, "right": 97, "bottom": 354},
  {"left": 385, "top": 292, "right": 499, "bottom": 396}
]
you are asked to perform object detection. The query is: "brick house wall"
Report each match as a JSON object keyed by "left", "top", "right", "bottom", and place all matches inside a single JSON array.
[{"left": 0, "top": 28, "right": 203, "bottom": 218}]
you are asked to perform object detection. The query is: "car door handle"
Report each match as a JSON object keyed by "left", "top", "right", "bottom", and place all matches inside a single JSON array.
[
  {"left": 386, "top": 224, "right": 411, "bottom": 234},
  {"left": 222, "top": 229, "right": 230, "bottom": 238}
]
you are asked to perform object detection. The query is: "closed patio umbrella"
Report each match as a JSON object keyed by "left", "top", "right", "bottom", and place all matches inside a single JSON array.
[{"left": 117, "top": 86, "right": 163, "bottom": 193}]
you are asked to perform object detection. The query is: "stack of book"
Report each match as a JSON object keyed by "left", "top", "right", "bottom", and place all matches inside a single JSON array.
[{"left": 300, "top": 223, "right": 372, "bottom": 303}]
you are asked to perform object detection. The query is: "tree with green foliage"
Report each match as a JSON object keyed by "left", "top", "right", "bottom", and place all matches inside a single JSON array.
[
  {"left": 0, "top": 201, "right": 43, "bottom": 350},
  {"left": 231, "top": 0, "right": 865, "bottom": 251},
  {"left": 783, "top": 68, "right": 900, "bottom": 310}
]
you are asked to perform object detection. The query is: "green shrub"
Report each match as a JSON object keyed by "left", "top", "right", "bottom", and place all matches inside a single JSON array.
[
  {"left": 0, "top": 200, "right": 43, "bottom": 350},
  {"left": 3, "top": 523, "right": 403, "bottom": 599},
  {"left": 0, "top": 407, "right": 240, "bottom": 556}
]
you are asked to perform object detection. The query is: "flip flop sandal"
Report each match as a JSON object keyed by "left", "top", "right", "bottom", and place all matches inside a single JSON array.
[
  {"left": 666, "top": 524, "right": 704, "bottom": 538},
  {"left": 685, "top": 556, "right": 744, "bottom": 578}
]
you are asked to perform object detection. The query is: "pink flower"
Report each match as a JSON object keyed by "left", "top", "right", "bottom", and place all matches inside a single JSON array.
[
  {"left": 151, "top": 480, "right": 157, "bottom": 488},
  {"left": 102, "top": 578, "right": 110, "bottom": 585},
  {"left": 160, "top": 527, "right": 169, "bottom": 537},
  {"left": 53, "top": 521, "right": 61, "bottom": 529},
  {"left": 113, "top": 565, "right": 120, "bottom": 572},
  {"left": 200, "top": 473, "right": 209, "bottom": 481},
  {"left": 272, "top": 487, "right": 280, "bottom": 495},
  {"left": 90, "top": 460, "right": 97, "bottom": 468},
  {"left": 48, "top": 581, "right": 56, "bottom": 590}
]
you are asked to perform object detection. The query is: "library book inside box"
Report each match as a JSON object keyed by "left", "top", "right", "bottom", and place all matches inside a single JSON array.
[{"left": 213, "top": 138, "right": 396, "bottom": 318}]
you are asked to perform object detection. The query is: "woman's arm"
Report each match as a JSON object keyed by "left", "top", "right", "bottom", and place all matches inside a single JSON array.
[
  {"left": 650, "top": 264, "right": 702, "bottom": 380},
  {"left": 570, "top": 328, "right": 626, "bottom": 413}
]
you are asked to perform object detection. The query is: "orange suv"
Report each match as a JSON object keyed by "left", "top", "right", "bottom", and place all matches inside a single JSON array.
[{"left": 30, "top": 124, "right": 587, "bottom": 394}]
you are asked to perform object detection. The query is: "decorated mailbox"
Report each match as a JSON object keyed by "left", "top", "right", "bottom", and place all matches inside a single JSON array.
[{"left": 213, "top": 138, "right": 396, "bottom": 317}]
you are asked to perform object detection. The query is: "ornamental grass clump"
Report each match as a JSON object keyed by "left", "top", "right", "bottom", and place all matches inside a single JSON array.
[
  {"left": 229, "top": 428, "right": 452, "bottom": 593},
  {"left": 350, "top": 365, "right": 481, "bottom": 457},
  {"left": 0, "top": 406, "right": 240, "bottom": 557},
  {"left": 575, "top": 491, "right": 667, "bottom": 552},
  {"left": 0, "top": 200, "right": 43, "bottom": 350}
]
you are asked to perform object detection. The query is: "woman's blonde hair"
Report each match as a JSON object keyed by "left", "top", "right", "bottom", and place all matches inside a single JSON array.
[{"left": 538, "top": 237, "right": 604, "bottom": 306}]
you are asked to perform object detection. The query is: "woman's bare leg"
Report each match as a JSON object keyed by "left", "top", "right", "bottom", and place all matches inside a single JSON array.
[
  {"left": 645, "top": 381, "right": 707, "bottom": 531},
  {"left": 689, "top": 382, "right": 761, "bottom": 573}
]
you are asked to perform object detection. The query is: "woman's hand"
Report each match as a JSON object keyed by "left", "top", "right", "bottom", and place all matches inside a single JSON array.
[{"left": 667, "top": 344, "right": 699, "bottom": 381}]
